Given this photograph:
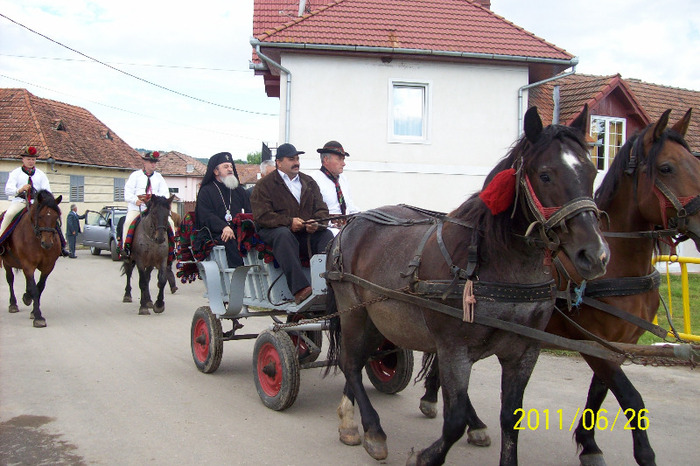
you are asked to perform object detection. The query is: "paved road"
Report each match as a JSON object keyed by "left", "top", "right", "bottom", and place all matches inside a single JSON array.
[{"left": 1, "top": 250, "right": 699, "bottom": 465}]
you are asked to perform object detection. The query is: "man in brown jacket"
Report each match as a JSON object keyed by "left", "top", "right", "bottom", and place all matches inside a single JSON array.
[{"left": 250, "top": 143, "right": 333, "bottom": 304}]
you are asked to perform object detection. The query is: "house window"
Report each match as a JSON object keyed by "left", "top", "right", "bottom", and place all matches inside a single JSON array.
[
  {"left": 169, "top": 187, "right": 179, "bottom": 194},
  {"left": 389, "top": 81, "right": 430, "bottom": 143},
  {"left": 70, "top": 175, "right": 85, "bottom": 202},
  {"left": 0, "top": 172, "right": 8, "bottom": 200},
  {"left": 590, "top": 116, "right": 626, "bottom": 171},
  {"left": 114, "top": 178, "right": 126, "bottom": 202}
]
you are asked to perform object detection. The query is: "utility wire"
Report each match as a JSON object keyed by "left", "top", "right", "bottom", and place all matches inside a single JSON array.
[
  {"left": 0, "top": 13, "right": 277, "bottom": 117},
  {"left": 0, "top": 73, "right": 270, "bottom": 142},
  {"left": 0, "top": 53, "right": 251, "bottom": 72}
]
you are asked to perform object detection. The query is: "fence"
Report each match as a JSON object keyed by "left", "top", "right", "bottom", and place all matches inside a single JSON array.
[{"left": 652, "top": 255, "right": 700, "bottom": 342}]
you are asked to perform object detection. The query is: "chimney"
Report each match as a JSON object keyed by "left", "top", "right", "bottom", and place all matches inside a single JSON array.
[
  {"left": 298, "top": 0, "right": 307, "bottom": 16},
  {"left": 476, "top": 1, "right": 491, "bottom": 9}
]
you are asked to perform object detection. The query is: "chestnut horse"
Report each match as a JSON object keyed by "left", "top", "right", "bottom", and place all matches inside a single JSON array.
[
  {"left": 325, "top": 106, "right": 609, "bottom": 465},
  {"left": 418, "top": 108, "right": 700, "bottom": 466},
  {"left": 0, "top": 190, "right": 63, "bottom": 327},
  {"left": 122, "top": 194, "right": 175, "bottom": 314}
]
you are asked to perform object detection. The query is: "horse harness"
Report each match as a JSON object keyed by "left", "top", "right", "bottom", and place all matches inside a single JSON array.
[{"left": 325, "top": 190, "right": 625, "bottom": 362}]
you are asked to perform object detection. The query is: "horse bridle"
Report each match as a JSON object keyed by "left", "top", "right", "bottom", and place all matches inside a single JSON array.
[
  {"left": 32, "top": 202, "right": 59, "bottom": 239},
  {"left": 139, "top": 209, "right": 169, "bottom": 243}
]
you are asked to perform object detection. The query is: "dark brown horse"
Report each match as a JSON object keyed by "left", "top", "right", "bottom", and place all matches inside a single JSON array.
[
  {"left": 418, "top": 108, "right": 700, "bottom": 466},
  {"left": 0, "top": 190, "right": 63, "bottom": 327},
  {"left": 122, "top": 194, "right": 175, "bottom": 314},
  {"left": 325, "top": 106, "right": 610, "bottom": 465}
]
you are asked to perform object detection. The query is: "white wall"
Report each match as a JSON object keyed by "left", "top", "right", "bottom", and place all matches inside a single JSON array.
[{"left": 276, "top": 53, "right": 529, "bottom": 212}]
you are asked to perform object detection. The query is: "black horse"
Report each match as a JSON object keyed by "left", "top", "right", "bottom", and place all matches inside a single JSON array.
[
  {"left": 325, "top": 106, "right": 610, "bottom": 465},
  {"left": 122, "top": 194, "right": 174, "bottom": 314}
]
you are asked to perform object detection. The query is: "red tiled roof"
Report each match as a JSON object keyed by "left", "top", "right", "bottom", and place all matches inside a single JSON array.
[
  {"left": 625, "top": 79, "right": 700, "bottom": 152},
  {"left": 0, "top": 88, "right": 142, "bottom": 169},
  {"left": 236, "top": 163, "right": 261, "bottom": 185},
  {"left": 157, "top": 151, "right": 207, "bottom": 177},
  {"left": 254, "top": 0, "right": 573, "bottom": 61}
]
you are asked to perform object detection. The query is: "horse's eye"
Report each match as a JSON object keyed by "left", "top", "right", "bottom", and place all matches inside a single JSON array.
[
  {"left": 657, "top": 164, "right": 673, "bottom": 175},
  {"left": 539, "top": 173, "right": 551, "bottom": 183}
]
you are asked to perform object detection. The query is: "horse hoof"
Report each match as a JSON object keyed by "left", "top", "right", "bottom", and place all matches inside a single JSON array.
[
  {"left": 580, "top": 453, "right": 607, "bottom": 466},
  {"left": 153, "top": 304, "right": 165, "bottom": 314},
  {"left": 419, "top": 400, "right": 438, "bottom": 418},
  {"left": 123, "top": 296, "right": 132, "bottom": 303},
  {"left": 22, "top": 294, "right": 33, "bottom": 306},
  {"left": 406, "top": 447, "right": 420, "bottom": 466},
  {"left": 138, "top": 307, "right": 150, "bottom": 315},
  {"left": 8, "top": 304, "right": 19, "bottom": 313},
  {"left": 146, "top": 301, "right": 154, "bottom": 309},
  {"left": 33, "top": 318, "right": 47, "bottom": 328},
  {"left": 339, "top": 427, "right": 361, "bottom": 446},
  {"left": 363, "top": 432, "right": 388, "bottom": 461},
  {"left": 170, "top": 286, "right": 178, "bottom": 294},
  {"left": 467, "top": 428, "right": 491, "bottom": 447}
]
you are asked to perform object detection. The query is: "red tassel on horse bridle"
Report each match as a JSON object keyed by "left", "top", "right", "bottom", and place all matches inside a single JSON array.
[{"left": 479, "top": 168, "right": 516, "bottom": 215}]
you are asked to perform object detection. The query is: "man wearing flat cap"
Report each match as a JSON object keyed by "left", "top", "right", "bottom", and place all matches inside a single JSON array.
[
  {"left": 122, "top": 151, "right": 172, "bottom": 244},
  {"left": 310, "top": 140, "right": 360, "bottom": 234},
  {"left": 250, "top": 143, "right": 333, "bottom": 304},
  {"left": 195, "top": 152, "right": 251, "bottom": 268}
]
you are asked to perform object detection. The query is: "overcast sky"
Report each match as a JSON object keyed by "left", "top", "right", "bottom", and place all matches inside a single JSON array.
[{"left": 1, "top": 0, "right": 698, "bottom": 161}]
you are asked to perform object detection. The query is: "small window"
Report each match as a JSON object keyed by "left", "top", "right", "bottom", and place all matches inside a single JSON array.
[
  {"left": 0, "top": 172, "right": 8, "bottom": 200},
  {"left": 389, "top": 81, "right": 430, "bottom": 143},
  {"left": 53, "top": 119, "right": 66, "bottom": 131},
  {"left": 590, "top": 116, "right": 626, "bottom": 172},
  {"left": 114, "top": 178, "right": 126, "bottom": 202},
  {"left": 70, "top": 175, "right": 84, "bottom": 202},
  {"left": 169, "top": 187, "right": 179, "bottom": 194}
]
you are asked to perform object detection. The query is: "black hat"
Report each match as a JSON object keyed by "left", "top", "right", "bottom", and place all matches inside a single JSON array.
[
  {"left": 202, "top": 152, "right": 239, "bottom": 186},
  {"left": 22, "top": 146, "right": 39, "bottom": 158},
  {"left": 142, "top": 151, "right": 161, "bottom": 162},
  {"left": 276, "top": 143, "right": 305, "bottom": 159},
  {"left": 317, "top": 140, "right": 349, "bottom": 157}
]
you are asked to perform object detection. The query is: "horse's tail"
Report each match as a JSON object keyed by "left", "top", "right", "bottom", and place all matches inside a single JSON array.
[
  {"left": 323, "top": 282, "right": 341, "bottom": 378},
  {"left": 415, "top": 352, "right": 436, "bottom": 384}
]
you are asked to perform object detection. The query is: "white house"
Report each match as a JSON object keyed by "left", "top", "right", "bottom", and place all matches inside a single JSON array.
[{"left": 251, "top": 0, "right": 577, "bottom": 212}]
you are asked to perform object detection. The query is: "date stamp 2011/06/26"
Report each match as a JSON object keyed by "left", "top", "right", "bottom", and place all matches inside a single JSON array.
[{"left": 513, "top": 408, "right": 649, "bottom": 431}]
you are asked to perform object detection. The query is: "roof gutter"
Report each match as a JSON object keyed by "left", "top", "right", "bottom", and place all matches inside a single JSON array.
[
  {"left": 251, "top": 39, "right": 292, "bottom": 143},
  {"left": 517, "top": 62, "right": 578, "bottom": 137}
]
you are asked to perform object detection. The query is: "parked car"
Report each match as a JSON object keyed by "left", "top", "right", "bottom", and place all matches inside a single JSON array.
[{"left": 82, "top": 206, "right": 127, "bottom": 261}]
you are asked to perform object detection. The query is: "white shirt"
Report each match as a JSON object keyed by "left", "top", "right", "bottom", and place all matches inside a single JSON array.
[
  {"left": 124, "top": 169, "right": 170, "bottom": 212},
  {"left": 4, "top": 166, "right": 51, "bottom": 203},
  {"left": 309, "top": 170, "right": 360, "bottom": 215},
  {"left": 278, "top": 169, "right": 302, "bottom": 204}
]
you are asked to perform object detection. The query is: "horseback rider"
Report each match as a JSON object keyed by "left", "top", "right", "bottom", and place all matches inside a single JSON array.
[
  {"left": 0, "top": 145, "right": 70, "bottom": 256},
  {"left": 122, "top": 151, "right": 173, "bottom": 252}
]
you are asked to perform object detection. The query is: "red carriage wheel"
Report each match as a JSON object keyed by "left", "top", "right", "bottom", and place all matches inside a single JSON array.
[
  {"left": 365, "top": 340, "right": 414, "bottom": 394},
  {"left": 190, "top": 306, "right": 223, "bottom": 373},
  {"left": 253, "top": 330, "right": 300, "bottom": 411}
]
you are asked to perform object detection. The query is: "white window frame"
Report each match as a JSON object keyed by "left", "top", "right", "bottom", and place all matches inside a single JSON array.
[
  {"left": 388, "top": 80, "right": 431, "bottom": 144},
  {"left": 590, "top": 115, "right": 626, "bottom": 172}
]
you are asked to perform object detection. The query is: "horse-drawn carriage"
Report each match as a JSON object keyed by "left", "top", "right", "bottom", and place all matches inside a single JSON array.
[{"left": 187, "top": 243, "right": 414, "bottom": 411}]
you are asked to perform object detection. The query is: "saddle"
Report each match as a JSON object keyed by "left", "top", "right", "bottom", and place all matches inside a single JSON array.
[{"left": 0, "top": 208, "right": 28, "bottom": 250}]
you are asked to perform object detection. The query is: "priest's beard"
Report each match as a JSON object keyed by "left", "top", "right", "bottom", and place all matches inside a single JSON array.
[{"left": 221, "top": 175, "right": 239, "bottom": 190}]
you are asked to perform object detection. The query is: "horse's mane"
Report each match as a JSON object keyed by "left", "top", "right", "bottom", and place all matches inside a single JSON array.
[
  {"left": 450, "top": 124, "right": 589, "bottom": 251},
  {"left": 34, "top": 190, "right": 61, "bottom": 216},
  {"left": 143, "top": 194, "right": 171, "bottom": 217},
  {"left": 595, "top": 125, "right": 692, "bottom": 210}
]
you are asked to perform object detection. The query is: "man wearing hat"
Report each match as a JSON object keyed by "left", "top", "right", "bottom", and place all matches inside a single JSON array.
[
  {"left": 310, "top": 140, "right": 360, "bottom": 235},
  {"left": 194, "top": 152, "right": 251, "bottom": 268},
  {"left": 0, "top": 146, "right": 70, "bottom": 256},
  {"left": 122, "top": 151, "right": 171, "bottom": 245},
  {"left": 250, "top": 143, "right": 333, "bottom": 304}
]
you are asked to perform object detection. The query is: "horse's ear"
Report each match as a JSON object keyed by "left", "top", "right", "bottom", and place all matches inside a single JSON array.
[
  {"left": 524, "top": 106, "right": 543, "bottom": 143},
  {"left": 168, "top": 194, "right": 176, "bottom": 206},
  {"left": 55, "top": 195, "right": 62, "bottom": 205},
  {"left": 652, "top": 109, "right": 672, "bottom": 142},
  {"left": 570, "top": 104, "right": 589, "bottom": 134},
  {"left": 671, "top": 108, "right": 692, "bottom": 137}
]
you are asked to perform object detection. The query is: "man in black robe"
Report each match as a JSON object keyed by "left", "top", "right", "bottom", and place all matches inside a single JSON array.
[{"left": 195, "top": 152, "right": 251, "bottom": 267}]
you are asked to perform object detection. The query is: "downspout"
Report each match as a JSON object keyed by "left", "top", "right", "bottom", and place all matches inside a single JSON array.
[
  {"left": 517, "top": 61, "right": 578, "bottom": 137},
  {"left": 251, "top": 39, "right": 292, "bottom": 142}
]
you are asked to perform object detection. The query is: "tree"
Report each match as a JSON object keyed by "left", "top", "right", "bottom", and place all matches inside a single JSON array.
[{"left": 246, "top": 151, "right": 262, "bottom": 165}]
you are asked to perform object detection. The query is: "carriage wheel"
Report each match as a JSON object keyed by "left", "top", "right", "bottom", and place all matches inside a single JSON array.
[
  {"left": 191, "top": 306, "right": 223, "bottom": 373},
  {"left": 286, "top": 314, "right": 323, "bottom": 364},
  {"left": 110, "top": 240, "right": 120, "bottom": 261},
  {"left": 365, "top": 340, "right": 414, "bottom": 394},
  {"left": 253, "top": 330, "right": 300, "bottom": 411}
]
